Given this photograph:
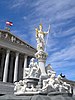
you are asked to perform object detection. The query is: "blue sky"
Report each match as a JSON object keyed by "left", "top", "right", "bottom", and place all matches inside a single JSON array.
[{"left": 0, "top": 0, "right": 75, "bottom": 80}]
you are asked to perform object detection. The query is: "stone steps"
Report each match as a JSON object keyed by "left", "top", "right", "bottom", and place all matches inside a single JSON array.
[
  {"left": 0, "top": 81, "right": 14, "bottom": 94},
  {"left": 0, "top": 94, "right": 75, "bottom": 100}
]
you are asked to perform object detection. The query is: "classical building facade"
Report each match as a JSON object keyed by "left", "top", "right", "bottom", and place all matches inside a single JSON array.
[{"left": 0, "top": 30, "right": 37, "bottom": 94}]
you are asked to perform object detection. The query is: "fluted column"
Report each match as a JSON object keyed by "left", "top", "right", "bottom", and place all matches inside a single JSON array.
[
  {"left": 8, "top": 56, "right": 14, "bottom": 82},
  {"left": 3, "top": 49, "right": 10, "bottom": 82},
  {"left": 14, "top": 52, "right": 19, "bottom": 82},
  {"left": 23, "top": 55, "right": 27, "bottom": 79},
  {"left": 1, "top": 53, "right": 5, "bottom": 81}
]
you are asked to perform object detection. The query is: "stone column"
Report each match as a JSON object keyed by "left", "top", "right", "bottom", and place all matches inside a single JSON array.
[
  {"left": 23, "top": 55, "right": 27, "bottom": 79},
  {"left": 18, "top": 57, "right": 23, "bottom": 80},
  {"left": 8, "top": 56, "right": 14, "bottom": 82},
  {"left": 3, "top": 49, "right": 10, "bottom": 82},
  {"left": 13, "top": 52, "right": 19, "bottom": 82},
  {"left": 1, "top": 53, "right": 5, "bottom": 81}
]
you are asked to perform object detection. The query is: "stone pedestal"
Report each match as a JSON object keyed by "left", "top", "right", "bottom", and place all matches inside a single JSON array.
[
  {"left": 0, "top": 94, "right": 74, "bottom": 100},
  {"left": 38, "top": 59, "right": 46, "bottom": 76},
  {"left": 25, "top": 78, "right": 39, "bottom": 88},
  {"left": 35, "top": 51, "right": 47, "bottom": 76}
]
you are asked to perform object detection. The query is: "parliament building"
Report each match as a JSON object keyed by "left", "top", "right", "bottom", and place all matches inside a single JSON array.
[{"left": 0, "top": 30, "right": 36, "bottom": 95}]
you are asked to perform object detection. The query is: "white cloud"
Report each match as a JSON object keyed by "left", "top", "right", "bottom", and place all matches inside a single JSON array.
[
  {"left": 53, "top": 26, "right": 75, "bottom": 38},
  {"left": 25, "top": 0, "right": 75, "bottom": 41},
  {"left": 49, "top": 45, "right": 75, "bottom": 62},
  {"left": 23, "top": 16, "right": 27, "bottom": 20},
  {"left": 70, "top": 36, "right": 75, "bottom": 45},
  {"left": 9, "top": 0, "right": 26, "bottom": 9},
  {"left": 45, "top": 37, "right": 59, "bottom": 52},
  {"left": 34, "top": 0, "right": 75, "bottom": 16}
]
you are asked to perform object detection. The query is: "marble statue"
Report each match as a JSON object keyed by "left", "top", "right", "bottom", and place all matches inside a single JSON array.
[
  {"left": 35, "top": 24, "right": 50, "bottom": 75},
  {"left": 23, "top": 58, "right": 41, "bottom": 78},
  {"left": 42, "top": 71, "right": 56, "bottom": 90},
  {"left": 28, "top": 62, "right": 40, "bottom": 78},
  {"left": 23, "top": 68, "right": 30, "bottom": 78},
  {"left": 35, "top": 24, "right": 49, "bottom": 51},
  {"left": 54, "top": 75, "right": 72, "bottom": 93},
  {"left": 29, "top": 58, "right": 35, "bottom": 68},
  {"left": 14, "top": 24, "right": 72, "bottom": 95},
  {"left": 14, "top": 80, "right": 26, "bottom": 93}
]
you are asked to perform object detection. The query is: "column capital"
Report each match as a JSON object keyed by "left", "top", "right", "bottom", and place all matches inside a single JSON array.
[
  {"left": 24, "top": 55, "right": 27, "bottom": 58},
  {"left": 16, "top": 52, "right": 19, "bottom": 56},
  {"left": 6, "top": 49, "right": 10, "bottom": 53}
]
